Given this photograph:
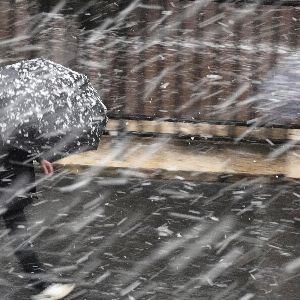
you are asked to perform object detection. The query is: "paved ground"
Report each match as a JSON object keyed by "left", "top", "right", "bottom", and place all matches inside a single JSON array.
[{"left": 0, "top": 173, "right": 299, "bottom": 299}]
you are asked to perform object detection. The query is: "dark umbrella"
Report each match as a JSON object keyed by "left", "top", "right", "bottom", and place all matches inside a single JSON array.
[{"left": 0, "top": 58, "right": 107, "bottom": 160}]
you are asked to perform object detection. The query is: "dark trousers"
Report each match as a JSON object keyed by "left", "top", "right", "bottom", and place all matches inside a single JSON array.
[
  {"left": 0, "top": 147, "right": 44, "bottom": 284},
  {"left": 2, "top": 208, "right": 44, "bottom": 275}
]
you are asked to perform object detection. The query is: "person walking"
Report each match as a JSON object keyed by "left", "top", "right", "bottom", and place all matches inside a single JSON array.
[
  {"left": 0, "top": 141, "right": 75, "bottom": 300},
  {"left": 0, "top": 58, "right": 107, "bottom": 299}
]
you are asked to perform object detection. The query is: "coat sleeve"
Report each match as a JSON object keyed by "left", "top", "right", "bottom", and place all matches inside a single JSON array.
[{"left": 35, "top": 156, "right": 43, "bottom": 163}]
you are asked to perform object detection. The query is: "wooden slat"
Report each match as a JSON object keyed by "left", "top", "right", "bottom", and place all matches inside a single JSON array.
[{"left": 106, "top": 119, "right": 294, "bottom": 142}]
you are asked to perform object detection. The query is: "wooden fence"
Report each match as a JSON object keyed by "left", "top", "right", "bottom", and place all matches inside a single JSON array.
[{"left": 0, "top": 0, "right": 300, "bottom": 142}]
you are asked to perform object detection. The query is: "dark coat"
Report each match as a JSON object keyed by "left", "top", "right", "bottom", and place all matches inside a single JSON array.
[{"left": 0, "top": 141, "right": 36, "bottom": 212}]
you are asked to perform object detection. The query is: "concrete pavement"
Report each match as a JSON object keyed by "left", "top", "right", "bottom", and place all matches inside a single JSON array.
[{"left": 2, "top": 175, "right": 299, "bottom": 300}]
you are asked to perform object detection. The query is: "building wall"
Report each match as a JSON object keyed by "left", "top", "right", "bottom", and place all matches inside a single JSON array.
[{"left": 0, "top": 1, "right": 299, "bottom": 127}]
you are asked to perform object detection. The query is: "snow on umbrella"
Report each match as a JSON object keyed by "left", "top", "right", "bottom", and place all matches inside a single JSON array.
[
  {"left": 0, "top": 58, "right": 107, "bottom": 159},
  {"left": 257, "top": 51, "right": 300, "bottom": 127}
]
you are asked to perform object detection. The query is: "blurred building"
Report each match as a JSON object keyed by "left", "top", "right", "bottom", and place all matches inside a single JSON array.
[{"left": 0, "top": 0, "right": 299, "bottom": 140}]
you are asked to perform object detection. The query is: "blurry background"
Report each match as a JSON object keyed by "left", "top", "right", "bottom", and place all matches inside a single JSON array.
[{"left": 1, "top": 0, "right": 299, "bottom": 143}]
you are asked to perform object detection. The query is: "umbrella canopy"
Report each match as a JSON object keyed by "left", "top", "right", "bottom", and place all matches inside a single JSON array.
[{"left": 0, "top": 58, "right": 107, "bottom": 159}]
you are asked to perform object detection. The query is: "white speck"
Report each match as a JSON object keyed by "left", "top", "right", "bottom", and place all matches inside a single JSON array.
[
  {"left": 206, "top": 74, "right": 222, "bottom": 80},
  {"left": 120, "top": 281, "right": 141, "bottom": 296},
  {"left": 285, "top": 257, "right": 300, "bottom": 273},
  {"left": 157, "top": 224, "right": 173, "bottom": 237},
  {"left": 240, "top": 293, "right": 255, "bottom": 300}
]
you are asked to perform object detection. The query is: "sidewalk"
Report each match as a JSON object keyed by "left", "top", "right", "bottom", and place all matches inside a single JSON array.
[{"left": 54, "top": 135, "right": 300, "bottom": 181}]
